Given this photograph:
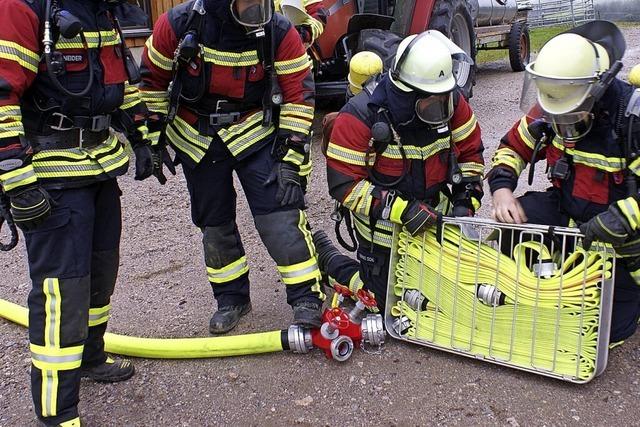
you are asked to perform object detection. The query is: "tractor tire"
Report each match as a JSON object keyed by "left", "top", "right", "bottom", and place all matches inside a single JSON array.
[
  {"left": 357, "top": 28, "right": 403, "bottom": 72},
  {"left": 428, "top": 0, "right": 476, "bottom": 99},
  {"left": 508, "top": 21, "right": 530, "bottom": 72}
]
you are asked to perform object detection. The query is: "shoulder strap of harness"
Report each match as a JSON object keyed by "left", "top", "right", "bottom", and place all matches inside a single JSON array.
[
  {"left": 624, "top": 88, "right": 640, "bottom": 195},
  {"left": 256, "top": 20, "right": 281, "bottom": 127}
]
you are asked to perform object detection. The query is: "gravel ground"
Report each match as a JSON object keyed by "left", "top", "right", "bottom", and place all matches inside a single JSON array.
[{"left": 2, "top": 26, "right": 640, "bottom": 427}]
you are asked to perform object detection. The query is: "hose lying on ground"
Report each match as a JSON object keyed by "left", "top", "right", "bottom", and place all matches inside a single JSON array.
[
  {"left": 0, "top": 299, "right": 291, "bottom": 358},
  {"left": 391, "top": 225, "right": 611, "bottom": 380}
]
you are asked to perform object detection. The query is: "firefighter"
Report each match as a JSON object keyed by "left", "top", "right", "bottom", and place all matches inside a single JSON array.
[
  {"left": 140, "top": 0, "right": 324, "bottom": 334},
  {"left": 274, "top": 0, "right": 326, "bottom": 45},
  {"left": 0, "top": 0, "right": 165, "bottom": 425},
  {"left": 488, "top": 21, "right": 640, "bottom": 345},
  {"left": 313, "top": 31, "right": 485, "bottom": 312}
]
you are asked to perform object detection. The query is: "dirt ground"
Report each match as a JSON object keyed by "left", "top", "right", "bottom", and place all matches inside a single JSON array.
[{"left": 2, "top": 27, "right": 640, "bottom": 427}]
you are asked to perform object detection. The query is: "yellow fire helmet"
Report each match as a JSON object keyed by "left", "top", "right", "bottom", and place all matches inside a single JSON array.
[{"left": 348, "top": 51, "right": 383, "bottom": 95}]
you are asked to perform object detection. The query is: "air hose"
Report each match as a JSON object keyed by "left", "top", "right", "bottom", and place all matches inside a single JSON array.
[
  {"left": 390, "top": 226, "right": 611, "bottom": 380},
  {"left": 0, "top": 299, "right": 313, "bottom": 358}
]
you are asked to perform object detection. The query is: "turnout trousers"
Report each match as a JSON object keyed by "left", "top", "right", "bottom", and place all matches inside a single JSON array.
[
  {"left": 24, "top": 179, "right": 122, "bottom": 425},
  {"left": 181, "top": 143, "right": 324, "bottom": 308},
  {"left": 514, "top": 189, "right": 640, "bottom": 344}
]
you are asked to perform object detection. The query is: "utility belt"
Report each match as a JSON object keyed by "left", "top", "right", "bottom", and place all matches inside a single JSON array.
[
  {"left": 191, "top": 100, "right": 260, "bottom": 136},
  {"left": 28, "top": 128, "right": 111, "bottom": 151},
  {"left": 44, "top": 112, "right": 112, "bottom": 133}
]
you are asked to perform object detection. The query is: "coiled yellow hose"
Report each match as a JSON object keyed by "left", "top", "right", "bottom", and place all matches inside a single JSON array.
[{"left": 391, "top": 226, "right": 611, "bottom": 380}]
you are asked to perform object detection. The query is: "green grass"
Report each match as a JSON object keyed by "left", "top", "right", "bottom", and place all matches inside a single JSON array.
[{"left": 476, "top": 24, "right": 571, "bottom": 64}]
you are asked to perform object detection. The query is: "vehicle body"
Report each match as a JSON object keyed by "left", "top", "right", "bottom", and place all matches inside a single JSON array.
[{"left": 311, "top": 0, "right": 532, "bottom": 98}]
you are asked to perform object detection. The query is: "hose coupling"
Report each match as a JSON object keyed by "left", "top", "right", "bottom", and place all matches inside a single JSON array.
[
  {"left": 329, "top": 335, "right": 354, "bottom": 362},
  {"left": 404, "top": 289, "right": 428, "bottom": 311},
  {"left": 476, "top": 284, "right": 504, "bottom": 307},
  {"left": 533, "top": 259, "right": 557, "bottom": 278},
  {"left": 361, "top": 314, "right": 385, "bottom": 354},
  {"left": 287, "top": 325, "right": 313, "bottom": 354},
  {"left": 392, "top": 315, "right": 411, "bottom": 335}
]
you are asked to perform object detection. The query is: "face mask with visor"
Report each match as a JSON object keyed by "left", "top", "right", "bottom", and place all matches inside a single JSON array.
[
  {"left": 414, "top": 93, "right": 455, "bottom": 126},
  {"left": 230, "top": 0, "right": 272, "bottom": 29}
]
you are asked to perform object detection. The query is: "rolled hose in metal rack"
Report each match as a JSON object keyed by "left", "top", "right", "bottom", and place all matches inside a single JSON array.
[{"left": 0, "top": 299, "right": 314, "bottom": 358}]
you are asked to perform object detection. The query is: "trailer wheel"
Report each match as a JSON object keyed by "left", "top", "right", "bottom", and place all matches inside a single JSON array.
[
  {"left": 429, "top": 0, "right": 476, "bottom": 99},
  {"left": 509, "top": 21, "right": 530, "bottom": 72}
]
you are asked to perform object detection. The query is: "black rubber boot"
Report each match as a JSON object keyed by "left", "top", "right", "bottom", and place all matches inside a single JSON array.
[
  {"left": 81, "top": 357, "right": 135, "bottom": 383},
  {"left": 292, "top": 301, "right": 322, "bottom": 328},
  {"left": 209, "top": 302, "right": 252, "bottom": 334},
  {"left": 312, "top": 230, "right": 343, "bottom": 275}
]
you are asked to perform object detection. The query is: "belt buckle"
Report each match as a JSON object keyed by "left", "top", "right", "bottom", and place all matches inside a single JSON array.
[
  {"left": 215, "top": 99, "right": 228, "bottom": 113},
  {"left": 91, "top": 115, "right": 111, "bottom": 132},
  {"left": 50, "top": 112, "right": 74, "bottom": 131},
  {"left": 209, "top": 112, "right": 240, "bottom": 126}
]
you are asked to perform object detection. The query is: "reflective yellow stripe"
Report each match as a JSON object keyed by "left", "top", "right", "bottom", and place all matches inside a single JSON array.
[
  {"left": 630, "top": 267, "right": 640, "bottom": 285},
  {"left": 136, "top": 125, "right": 150, "bottom": 141},
  {"left": 280, "top": 104, "right": 314, "bottom": 120},
  {"left": 451, "top": 114, "right": 478, "bottom": 143},
  {"left": 41, "top": 278, "right": 62, "bottom": 417},
  {"left": 275, "top": 54, "right": 311, "bottom": 75},
  {"left": 279, "top": 116, "right": 312, "bottom": 135},
  {"left": 201, "top": 46, "right": 259, "bottom": 66},
  {"left": 390, "top": 197, "right": 408, "bottom": 224},
  {"left": 207, "top": 256, "right": 249, "bottom": 284},
  {"left": 148, "top": 130, "right": 160, "bottom": 146},
  {"left": 616, "top": 197, "right": 640, "bottom": 230},
  {"left": 0, "top": 40, "right": 40, "bottom": 72},
  {"left": 471, "top": 197, "right": 481, "bottom": 211},
  {"left": 459, "top": 161, "right": 485, "bottom": 178},
  {"left": 32, "top": 135, "right": 129, "bottom": 178},
  {"left": 551, "top": 138, "right": 625, "bottom": 172},
  {"left": 353, "top": 214, "right": 393, "bottom": 248},
  {"left": 277, "top": 257, "right": 321, "bottom": 285},
  {"left": 0, "top": 105, "right": 25, "bottom": 138},
  {"left": 491, "top": 147, "right": 526, "bottom": 176},
  {"left": 516, "top": 116, "right": 537, "bottom": 150},
  {"left": 56, "top": 30, "right": 121, "bottom": 49},
  {"left": 348, "top": 273, "right": 364, "bottom": 295},
  {"left": 121, "top": 83, "right": 142, "bottom": 110},
  {"left": 217, "top": 112, "right": 275, "bottom": 157},
  {"left": 629, "top": 157, "right": 640, "bottom": 176},
  {"left": 88, "top": 305, "right": 111, "bottom": 327},
  {"left": 166, "top": 116, "right": 211, "bottom": 163},
  {"left": 326, "top": 142, "right": 370, "bottom": 166},
  {"left": 282, "top": 149, "right": 305, "bottom": 167},
  {"left": 145, "top": 36, "right": 173, "bottom": 71},
  {"left": 0, "top": 164, "right": 37, "bottom": 192},
  {"left": 343, "top": 180, "right": 375, "bottom": 216},
  {"left": 140, "top": 90, "right": 170, "bottom": 115},
  {"left": 381, "top": 138, "right": 450, "bottom": 160},
  {"left": 30, "top": 344, "right": 83, "bottom": 371}
]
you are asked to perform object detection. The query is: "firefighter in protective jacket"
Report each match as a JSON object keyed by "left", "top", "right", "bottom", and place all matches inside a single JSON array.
[
  {"left": 274, "top": 0, "right": 326, "bottom": 45},
  {"left": 313, "top": 31, "right": 485, "bottom": 311},
  {"left": 488, "top": 21, "right": 640, "bottom": 345},
  {"left": 140, "top": 0, "right": 324, "bottom": 334},
  {"left": 0, "top": 0, "right": 164, "bottom": 425}
]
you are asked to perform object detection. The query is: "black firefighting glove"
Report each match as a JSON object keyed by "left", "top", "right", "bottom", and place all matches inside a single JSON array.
[
  {"left": 133, "top": 143, "right": 155, "bottom": 181},
  {"left": 151, "top": 144, "right": 177, "bottom": 185},
  {"left": 296, "top": 25, "right": 312, "bottom": 44},
  {"left": 265, "top": 161, "right": 304, "bottom": 207},
  {"left": 9, "top": 186, "right": 53, "bottom": 232},
  {"left": 579, "top": 204, "right": 634, "bottom": 251},
  {"left": 400, "top": 200, "right": 440, "bottom": 236}
]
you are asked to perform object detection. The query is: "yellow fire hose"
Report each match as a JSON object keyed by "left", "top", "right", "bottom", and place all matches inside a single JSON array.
[
  {"left": 0, "top": 299, "right": 293, "bottom": 358},
  {"left": 391, "top": 226, "right": 610, "bottom": 380}
]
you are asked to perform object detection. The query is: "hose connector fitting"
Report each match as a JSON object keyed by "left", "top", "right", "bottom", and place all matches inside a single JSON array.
[{"left": 287, "top": 325, "right": 313, "bottom": 353}]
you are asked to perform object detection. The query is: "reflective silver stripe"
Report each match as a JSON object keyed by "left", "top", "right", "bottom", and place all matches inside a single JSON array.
[
  {"left": 225, "top": 124, "right": 275, "bottom": 156},
  {"left": 621, "top": 198, "right": 639, "bottom": 227},
  {"left": 44, "top": 370, "right": 54, "bottom": 417},
  {"left": 279, "top": 263, "right": 319, "bottom": 280},
  {"left": 0, "top": 43, "right": 40, "bottom": 71},
  {"left": 1, "top": 167, "right": 35, "bottom": 187},
  {"left": 382, "top": 139, "right": 449, "bottom": 160},
  {"left": 31, "top": 353, "right": 82, "bottom": 365},
  {"left": 46, "top": 279, "right": 57, "bottom": 347},
  {"left": 326, "top": 142, "right": 370, "bottom": 166},
  {"left": 208, "top": 259, "right": 248, "bottom": 281},
  {"left": 201, "top": 47, "right": 259, "bottom": 66},
  {"left": 88, "top": 307, "right": 111, "bottom": 326}
]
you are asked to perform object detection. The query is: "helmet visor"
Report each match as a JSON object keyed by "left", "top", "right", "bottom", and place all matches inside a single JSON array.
[
  {"left": 519, "top": 63, "right": 598, "bottom": 119},
  {"left": 415, "top": 93, "right": 454, "bottom": 125},
  {"left": 230, "top": 0, "right": 272, "bottom": 28},
  {"left": 550, "top": 112, "right": 593, "bottom": 141}
]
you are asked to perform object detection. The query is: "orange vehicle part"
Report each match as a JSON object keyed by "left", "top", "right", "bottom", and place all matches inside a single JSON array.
[{"left": 315, "top": 0, "right": 358, "bottom": 59}]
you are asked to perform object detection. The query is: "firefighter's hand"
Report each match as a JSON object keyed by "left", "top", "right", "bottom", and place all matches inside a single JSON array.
[
  {"left": 400, "top": 200, "right": 440, "bottom": 236},
  {"left": 9, "top": 186, "right": 53, "bottom": 232},
  {"left": 264, "top": 161, "right": 304, "bottom": 207},
  {"left": 296, "top": 25, "right": 313, "bottom": 44},
  {"left": 492, "top": 188, "right": 527, "bottom": 224},
  {"left": 579, "top": 206, "right": 631, "bottom": 251},
  {"left": 151, "top": 145, "right": 177, "bottom": 185},
  {"left": 133, "top": 144, "right": 155, "bottom": 181}
]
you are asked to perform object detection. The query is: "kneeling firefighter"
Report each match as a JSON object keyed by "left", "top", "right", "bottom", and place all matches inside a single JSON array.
[
  {"left": 313, "top": 31, "right": 485, "bottom": 312},
  {"left": 140, "top": 0, "right": 325, "bottom": 334},
  {"left": 488, "top": 21, "right": 640, "bottom": 345},
  {"left": 0, "top": 0, "right": 166, "bottom": 425}
]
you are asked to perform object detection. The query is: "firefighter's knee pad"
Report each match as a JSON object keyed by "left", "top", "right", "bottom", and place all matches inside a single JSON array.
[
  {"left": 90, "top": 249, "right": 119, "bottom": 306},
  {"left": 254, "top": 209, "right": 314, "bottom": 265},
  {"left": 202, "top": 221, "right": 245, "bottom": 268}
]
